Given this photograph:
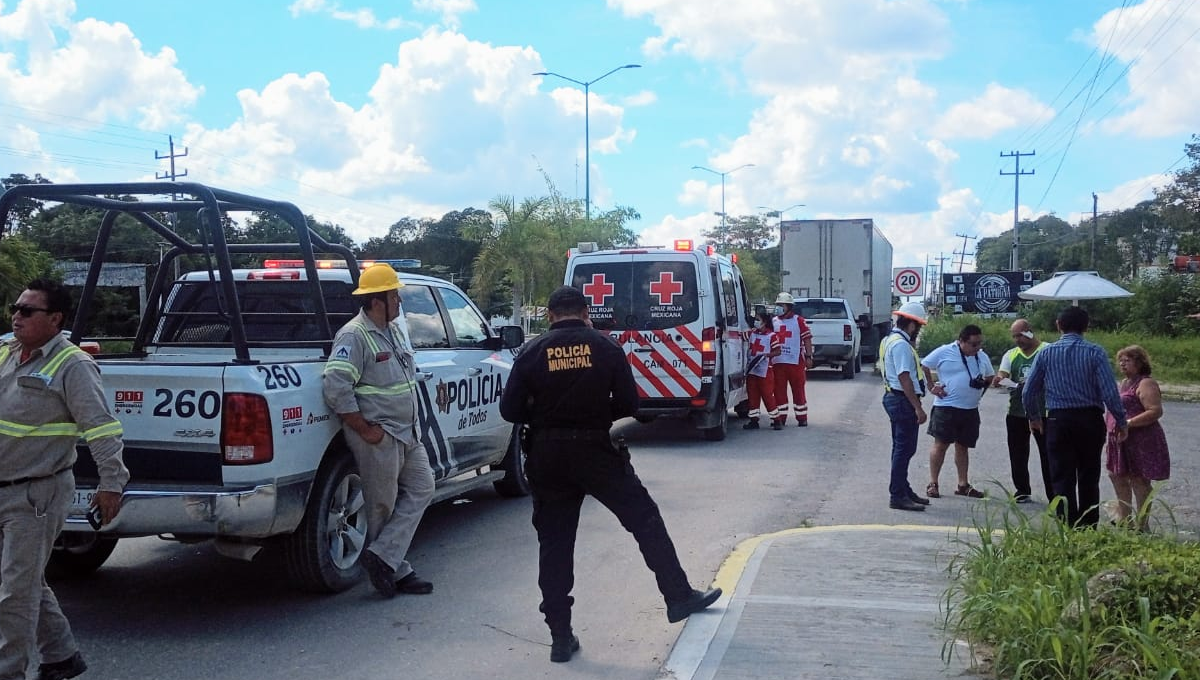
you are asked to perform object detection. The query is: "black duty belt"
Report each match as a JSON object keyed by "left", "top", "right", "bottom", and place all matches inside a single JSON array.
[
  {"left": 0, "top": 468, "right": 69, "bottom": 488},
  {"left": 534, "top": 428, "right": 612, "bottom": 442}
]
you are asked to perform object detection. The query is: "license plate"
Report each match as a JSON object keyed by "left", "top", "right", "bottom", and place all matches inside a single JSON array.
[{"left": 70, "top": 489, "right": 97, "bottom": 515}]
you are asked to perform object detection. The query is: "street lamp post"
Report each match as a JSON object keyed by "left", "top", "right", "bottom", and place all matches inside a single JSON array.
[
  {"left": 533, "top": 63, "right": 641, "bottom": 221},
  {"left": 692, "top": 164, "right": 755, "bottom": 231},
  {"left": 758, "top": 203, "right": 805, "bottom": 240}
]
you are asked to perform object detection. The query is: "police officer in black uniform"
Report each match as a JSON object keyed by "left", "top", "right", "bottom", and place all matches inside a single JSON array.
[{"left": 500, "top": 286, "right": 721, "bottom": 664}]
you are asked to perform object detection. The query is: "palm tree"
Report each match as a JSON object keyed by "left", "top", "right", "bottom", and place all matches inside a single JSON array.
[{"left": 469, "top": 195, "right": 556, "bottom": 331}]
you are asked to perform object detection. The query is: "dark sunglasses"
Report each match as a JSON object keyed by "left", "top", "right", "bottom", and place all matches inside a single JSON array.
[{"left": 8, "top": 304, "right": 52, "bottom": 317}]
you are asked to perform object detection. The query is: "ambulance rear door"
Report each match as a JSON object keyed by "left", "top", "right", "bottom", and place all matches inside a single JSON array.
[{"left": 568, "top": 253, "right": 705, "bottom": 403}]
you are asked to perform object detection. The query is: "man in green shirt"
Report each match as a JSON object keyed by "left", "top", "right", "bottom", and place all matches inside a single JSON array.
[{"left": 993, "top": 319, "right": 1050, "bottom": 503}]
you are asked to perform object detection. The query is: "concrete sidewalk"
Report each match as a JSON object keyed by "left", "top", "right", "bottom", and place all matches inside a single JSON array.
[{"left": 664, "top": 526, "right": 981, "bottom": 680}]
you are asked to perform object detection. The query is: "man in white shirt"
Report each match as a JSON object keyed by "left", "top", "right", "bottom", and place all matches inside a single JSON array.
[{"left": 921, "top": 324, "right": 994, "bottom": 499}]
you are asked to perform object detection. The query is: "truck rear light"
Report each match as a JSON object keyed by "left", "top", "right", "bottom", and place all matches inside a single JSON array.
[
  {"left": 221, "top": 393, "right": 274, "bottom": 464},
  {"left": 701, "top": 327, "right": 717, "bottom": 375},
  {"left": 844, "top": 324, "right": 853, "bottom": 341}
]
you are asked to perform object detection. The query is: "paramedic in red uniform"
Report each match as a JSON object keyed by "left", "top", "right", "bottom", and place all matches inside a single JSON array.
[
  {"left": 772, "top": 293, "right": 814, "bottom": 427},
  {"left": 744, "top": 310, "right": 782, "bottom": 430},
  {"left": 501, "top": 286, "right": 721, "bottom": 663}
]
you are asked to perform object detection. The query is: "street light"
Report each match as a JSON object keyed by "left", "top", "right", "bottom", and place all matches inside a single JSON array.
[
  {"left": 692, "top": 164, "right": 755, "bottom": 231},
  {"left": 533, "top": 63, "right": 641, "bottom": 221},
  {"left": 758, "top": 203, "right": 805, "bottom": 223}
]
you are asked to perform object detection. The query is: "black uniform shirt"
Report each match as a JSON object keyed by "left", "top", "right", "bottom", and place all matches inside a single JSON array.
[{"left": 500, "top": 318, "right": 638, "bottom": 430}]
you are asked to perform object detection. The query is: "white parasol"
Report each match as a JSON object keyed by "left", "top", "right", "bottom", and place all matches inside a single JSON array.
[{"left": 1017, "top": 270, "right": 1133, "bottom": 306}]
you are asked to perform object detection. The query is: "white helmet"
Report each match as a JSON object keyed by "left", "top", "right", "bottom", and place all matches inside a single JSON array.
[
  {"left": 894, "top": 301, "right": 927, "bottom": 325},
  {"left": 774, "top": 292, "right": 794, "bottom": 306}
]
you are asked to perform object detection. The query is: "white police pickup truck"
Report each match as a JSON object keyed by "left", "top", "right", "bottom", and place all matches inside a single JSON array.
[{"left": 0, "top": 182, "right": 526, "bottom": 593}]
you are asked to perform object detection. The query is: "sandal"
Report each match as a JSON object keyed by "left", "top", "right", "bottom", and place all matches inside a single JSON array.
[
  {"left": 955, "top": 484, "right": 985, "bottom": 499},
  {"left": 926, "top": 482, "right": 940, "bottom": 498}
]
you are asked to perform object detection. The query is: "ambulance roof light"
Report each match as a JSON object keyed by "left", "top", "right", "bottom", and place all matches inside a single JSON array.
[
  {"left": 673, "top": 239, "right": 693, "bottom": 251},
  {"left": 706, "top": 244, "right": 715, "bottom": 256}
]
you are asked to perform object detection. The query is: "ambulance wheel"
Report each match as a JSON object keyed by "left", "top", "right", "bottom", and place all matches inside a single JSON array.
[
  {"left": 284, "top": 451, "right": 368, "bottom": 593},
  {"left": 702, "top": 398, "right": 728, "bottom": 441},
  {"left": 842, "top": 359, "right": 855, "bottom": 379},
  {"left": 494, "top": 426, "right": 531, "bottom": 498},
  {"left": 733, "top": 400, "right": 750, "bottom": 419},
  {"left": 47, "top": 534, "right": 118, "bottom": 577}
]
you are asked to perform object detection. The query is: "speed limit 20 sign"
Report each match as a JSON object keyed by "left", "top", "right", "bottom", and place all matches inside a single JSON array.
[{"left": 892, "top": 267, "right": 923, "bottom": 296}]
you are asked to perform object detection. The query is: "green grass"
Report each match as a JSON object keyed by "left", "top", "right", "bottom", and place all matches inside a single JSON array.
[
  {"left": 918, "top": 315, "right": 1200, "bottom": 385},
  {"left": 945, "top": 499, "right": 1200, "bottom": 679}
]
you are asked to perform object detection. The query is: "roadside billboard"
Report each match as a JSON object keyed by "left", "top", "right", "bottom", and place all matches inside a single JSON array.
[{"left": 941, "top": 271, "right": 1039, "bottom": 315}]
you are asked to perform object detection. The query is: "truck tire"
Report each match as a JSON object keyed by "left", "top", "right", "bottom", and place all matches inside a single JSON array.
[
  {"left": 854, "top": 355, "right": 862, "bottom": 373},
  {"left": 47, "top": 534, "right": 119, "bottom": 578},
  {"left": 493, "top": 426, "right": 530, "bottom": 498},
  {"left": 842, "top": 359, "right": 855, "bottom": 379},
  {"left": 284, "top": 452, "right": 368, "bottom": 593},
  {"left": 702, "top": 397, "right": 728, "bottom": 441}
]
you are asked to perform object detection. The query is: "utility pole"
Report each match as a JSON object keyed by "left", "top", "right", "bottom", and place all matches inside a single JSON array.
[
  {"left": 155, "top": 135, "right": 188, "bottom": 182},
  {"left": 155, "top": 135, "right": 189, "bottom": 279},
  {"left": 1001, "top": 150, "right": 1035, "bottom": 270},
  {"left": 1091, "top": 192, "right": 1099, "bottom": 269},
  {"left": 935, "top": 252, "right": 950, "bottom": 307},
  {"left": 954, "top": 232, "right": 977, "bottom": 272}
]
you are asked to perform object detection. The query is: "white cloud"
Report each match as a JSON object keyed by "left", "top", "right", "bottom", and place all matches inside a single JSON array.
[
  {"left": 936, "top": 83, "right": 1054, "bottom": 140},
  {"left": 0, "top": 1, "right": 200, "bottom": 129},
  {"left": 287, "top": 0, "right": 414, "bottom": 30},
  {"left": 623, "top": 90, "right": 657, "bottom": 107},
  {"left": 413, "top": 0, "right": 477, "bottom": 29},
  {"left": 1097, "top": 0, "right": 1200, "bottom": 137}
]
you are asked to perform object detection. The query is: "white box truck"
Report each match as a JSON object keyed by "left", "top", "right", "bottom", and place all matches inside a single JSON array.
[{"left": 779, "top": 218, "right": 894, "bottom": 367}]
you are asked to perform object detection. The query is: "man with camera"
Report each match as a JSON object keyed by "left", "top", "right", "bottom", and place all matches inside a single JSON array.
[{"left": 921, "top": 324, "right": 994, "bottom": 500}]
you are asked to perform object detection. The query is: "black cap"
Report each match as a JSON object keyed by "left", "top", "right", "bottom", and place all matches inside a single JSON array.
[{"left": 547, "top": 285, "right": 588, "bottom": 314}]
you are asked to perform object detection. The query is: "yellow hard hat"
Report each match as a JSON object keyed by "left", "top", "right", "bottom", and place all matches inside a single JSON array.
[{"left": 352, "top": 263, "right": 404, "bottom": 295}]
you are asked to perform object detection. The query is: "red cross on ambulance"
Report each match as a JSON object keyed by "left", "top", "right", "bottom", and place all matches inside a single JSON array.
[
  {"left": 582, "top": 273, "right": 614, "bottom": 306},
  {"left": 649, "top": 271, "right": 683, "bottom": 305}
]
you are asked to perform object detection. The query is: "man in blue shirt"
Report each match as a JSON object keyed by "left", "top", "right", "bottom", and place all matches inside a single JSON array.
[{"left": 1023, "top": 306, "right": 1127, "bottom": 528}]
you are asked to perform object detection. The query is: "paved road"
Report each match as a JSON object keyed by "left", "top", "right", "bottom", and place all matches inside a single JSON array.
[{"left": 51, "top": 368, "right": 1200, "bottom": 679}]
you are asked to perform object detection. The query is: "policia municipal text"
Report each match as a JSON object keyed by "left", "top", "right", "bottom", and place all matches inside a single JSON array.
[{"left": 500, "top": 286, "right": 721, "bottom": 663}]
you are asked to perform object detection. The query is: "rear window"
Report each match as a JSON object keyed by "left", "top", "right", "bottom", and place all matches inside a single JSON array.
[
  {"left": 156, "top": 279, "right": 357, "bottom": 343},
  {"left": 795, "top": 300, "right": 849, "bottom": 320},
  {"left": 570, "top": 259, "right": 699, "bottom": 331}
]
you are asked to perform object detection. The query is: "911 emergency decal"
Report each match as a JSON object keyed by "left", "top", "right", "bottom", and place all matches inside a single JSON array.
[
  {"left": 434, "top": 371, "right": 504, "bottom": 431},
  {"left": 114, "top": 390, "right": 144, "bottom": 414}
]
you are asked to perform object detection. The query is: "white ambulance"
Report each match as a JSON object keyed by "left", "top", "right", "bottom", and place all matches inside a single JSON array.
[{"left": 564, "top": 240, "right": 753, "bottom": 440}]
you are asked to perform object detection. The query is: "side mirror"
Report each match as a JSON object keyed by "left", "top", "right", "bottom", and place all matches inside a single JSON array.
[{"left": 498, "top": 325, "right": 525, "bottom": 349}]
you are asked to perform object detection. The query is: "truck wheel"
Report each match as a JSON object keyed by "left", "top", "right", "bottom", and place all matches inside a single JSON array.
[
  {"left": 842, "top": 359, "right": 855, "bottom": 379},
  {"left": 702, "top": 397, "right": 728, "bottom": 441},
  {"left": 493, "top": 426, "right": 530, "bottom": 498},
  {"left": 854, "top": 355, "right": 862, "bottom": 373},
  {"left": 47, "top": 534, "right": 119, "bottom": 578},
  {"left": 284, "top": 452, "right": 368, "bottom": 593}
]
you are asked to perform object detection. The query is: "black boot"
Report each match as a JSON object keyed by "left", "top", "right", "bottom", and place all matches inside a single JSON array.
[
  {"left": 742, "top": 419, "right": 760, "bottom": 430},
  {"left": 550, "top": 633, "right": 580, "bottom": 663}
]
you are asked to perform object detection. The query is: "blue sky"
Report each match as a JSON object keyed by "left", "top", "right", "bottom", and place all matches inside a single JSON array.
[{"left": 2, "top": 0, "right": 1198, "bottom": 275}]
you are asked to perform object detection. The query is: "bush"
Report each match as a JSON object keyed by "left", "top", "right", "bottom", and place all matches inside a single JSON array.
[{"left": 947, "top": 503, "right": 1200, "bottom": 679}]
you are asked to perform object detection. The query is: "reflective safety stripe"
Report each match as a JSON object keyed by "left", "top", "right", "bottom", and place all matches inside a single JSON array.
[
  {"left": 0, "top": 343, "right": 116, "bottom": 440},
  {"left": 880, "top": 332, "right": 921, "bottom": 393},
  {"left": 0, "top": 420, "right": 80, "bottom": 438},
  {"left": 354, "top": 380, "right": 416, "bottom": 397},
  {"left": 82, "top": 420, "right": 124, "bottom": 441},
  {"left": 324, "top": 359, "right": 361, "bottom": 382}
]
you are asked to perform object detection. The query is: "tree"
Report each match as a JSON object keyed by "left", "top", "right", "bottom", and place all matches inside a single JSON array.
[
  {"left": 1, "top": 173, "right": 52, "bottom": 238},
  {"left": 468, "top": 195, "right": 554, "bottom": 328},
  {"left": 704, "top": 214, "right": 772, "bottom": 250}
]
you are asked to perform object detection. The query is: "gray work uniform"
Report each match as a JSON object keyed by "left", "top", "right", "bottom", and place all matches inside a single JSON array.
[
  {"left": 322, "top": 310, "right": 434, "bottom": 578},
  {"left": 0, "top": 334, "right": 128, "bottom": 679}
]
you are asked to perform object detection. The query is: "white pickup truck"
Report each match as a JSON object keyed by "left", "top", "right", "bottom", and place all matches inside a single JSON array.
[
  {"left": 791, "top": 298, "right": 861, "bottom": 379},
  {"left": 0, "top": 182, "right": 527, "bottom": 593}
]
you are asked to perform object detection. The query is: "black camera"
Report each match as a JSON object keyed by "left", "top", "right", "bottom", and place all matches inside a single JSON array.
[{"left": 968, "top": 376, "right": 989, "bottom": 390}]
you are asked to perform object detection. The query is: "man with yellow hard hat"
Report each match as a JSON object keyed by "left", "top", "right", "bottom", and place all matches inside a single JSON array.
[{"left": 322, "top": 263, "right": 435, "bottom": 597}]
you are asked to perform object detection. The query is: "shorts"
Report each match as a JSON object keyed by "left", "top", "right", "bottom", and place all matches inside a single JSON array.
[{"left": 927, "top": 406, "right": 980, "bottom": 448}]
